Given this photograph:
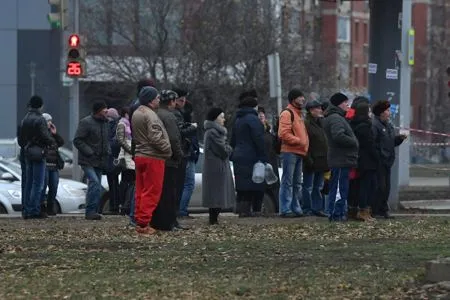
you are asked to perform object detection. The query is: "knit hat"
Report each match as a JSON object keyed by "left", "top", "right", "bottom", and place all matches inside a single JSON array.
[
  {"left": 138, "top": 86, "right": 159, "bottom": 105},
  {"left": 42, "top": 113, "right": 52, "bottom": 122},
  {"left": 106, "top": 108, "right": 119, "bottom": 119},
  {"left": 288, "top": 88, "right": 304, "bottom": 103},
  {"left": 330, "top": 92, "right": 349, "bottom": 106},
  {"left": 206, "top": 107, "right": 224, "bottom": 121},
  {"left": 305, "top": 100, "right": 323, "bottom": 111},
  {"left": 372, "top": 100, "right": 391, "bottom": 116},
  {"left": 351, "top": 96, "right": 370, "bottom": 109},
  {"left": 92, "top": 101, "right": 107, "bottom": 114},
  {"left": 137, "top": 79, "right": 155, "bottom": 96},
  {"left": 239, "top": 96, "right": 258, "bottom": 108},
  {"left": 29, "top": 96, "right": 43, "bottom": 109}
]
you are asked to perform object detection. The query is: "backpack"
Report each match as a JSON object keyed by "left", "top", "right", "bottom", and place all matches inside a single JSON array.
[
  {"left": 274, "top": 108, "right": 294, "bottom": 154},
  {"left": 109, "top": 119, "right": 121, "bottom": 158}
]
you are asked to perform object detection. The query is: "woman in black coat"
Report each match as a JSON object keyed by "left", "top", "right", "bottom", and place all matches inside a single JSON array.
[
  {"left": 350, "top": 103, "right": 378, "bottom": 221},
  {"left": 231, "top": 95, "right": 267, "bottom": 217}
]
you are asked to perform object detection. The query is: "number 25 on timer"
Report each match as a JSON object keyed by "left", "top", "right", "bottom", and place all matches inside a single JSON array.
[{"left": 66, "top": 62, "right": 83, "bottom": 77}]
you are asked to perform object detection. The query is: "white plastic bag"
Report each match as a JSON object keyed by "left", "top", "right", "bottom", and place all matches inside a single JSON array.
[
  {"left": 264, "top": 163, "right": 278, "bottom": 185},
  {"left": 252, "top": 161, "right": 265, "bottom": 184}
]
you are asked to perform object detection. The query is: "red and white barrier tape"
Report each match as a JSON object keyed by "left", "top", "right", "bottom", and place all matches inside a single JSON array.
[{"left": 399, "top": 127, "right": 450, "bottom": 138}]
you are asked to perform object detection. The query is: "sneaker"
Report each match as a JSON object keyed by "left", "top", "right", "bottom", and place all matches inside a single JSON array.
[
  {"left": 85, "top": 213, "right": 102, "bottom": 220},
  {"left": 136, "top": 226, "right": 156, "bottom": 235}
]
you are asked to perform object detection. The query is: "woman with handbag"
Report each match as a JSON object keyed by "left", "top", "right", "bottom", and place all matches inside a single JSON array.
[
  {"left": 115, "top": 107, "right": 135, "bottom": 219},
  {"left": 42, "top": 113, "right": 65, "bottom": 216}
]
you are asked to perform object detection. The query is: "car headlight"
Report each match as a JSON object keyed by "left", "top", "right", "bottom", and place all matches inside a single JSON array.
[{"left": 62, "top": 184, "right": 86, "bottom": 197}]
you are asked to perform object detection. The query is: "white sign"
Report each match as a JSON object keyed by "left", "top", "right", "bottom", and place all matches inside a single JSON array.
[
  {"left": 368, "top": 63, "right": 377, "bottom": 74},
  {"left": 385, "top": 68, "right": 398, "bottom": 80}
]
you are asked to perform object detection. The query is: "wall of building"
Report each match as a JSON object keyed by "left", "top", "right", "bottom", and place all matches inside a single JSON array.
[{"left": 0, "top": 0, "right": 64, "bottom": 141}]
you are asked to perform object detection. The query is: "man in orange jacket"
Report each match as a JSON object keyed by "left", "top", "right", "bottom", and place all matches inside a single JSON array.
[{"left": 278, "top": 88, "right": 309, "bottom": 217}]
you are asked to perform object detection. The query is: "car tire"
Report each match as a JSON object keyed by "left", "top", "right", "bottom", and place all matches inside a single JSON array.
[{"left": 0, "top": 204, "right": 7, "bottom": 214}]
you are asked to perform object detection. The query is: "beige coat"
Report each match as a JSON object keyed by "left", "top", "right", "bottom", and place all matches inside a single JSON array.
[{"left": 116, "top": 119, "right": 135, "bottom": 170}]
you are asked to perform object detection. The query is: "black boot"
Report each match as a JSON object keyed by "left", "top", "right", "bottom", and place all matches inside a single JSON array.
[
  {"left": 209, "top": 208, "right": 219, "bottom": 225},
  {"left": 46, "top": 202, "right": 56, "bottom": 216}
]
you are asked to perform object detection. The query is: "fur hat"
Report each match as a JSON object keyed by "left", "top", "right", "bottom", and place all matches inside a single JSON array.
[
  {"left": 239, "top": 96, "right": 258, "bottom": 108},
  {"left": 206, "top": 107, "right": 224, "bottom": 121},
  {"left": 29, "top": 95, "right": 43, "bottom": 109},
  {"left": 160, "top": 90, "right": 179, "bottom": 103},
  {"left": 239, "top": 89, "right": 258, "bottom": 102},
  {"left": 330, "top": 93, "right": 349, "bottom": 106},
  {"left": 288, "top": 88, "right": 304, "bottom": 103},
  {"left": 172, "top": 88, "right": 188, "bottom": 98},
  {"left": 42, "top": 113, "right": 52, "bottom": 122},
  {"left": 372, "top": 100, "right": 391, "bottom": 116},
  {"left": 92, "top": 101, "right": 107, "bottom": 114}
]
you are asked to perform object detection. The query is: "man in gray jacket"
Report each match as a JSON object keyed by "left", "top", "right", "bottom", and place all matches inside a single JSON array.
[
  {"left": 151, "top": 90, "right": 183, "bottom": 231},
  {"left": 73, "top": 101, "right": 110, "bottom": 220},
  {"left": 322, "top": 93, "right": 359, "bottom": 221}
]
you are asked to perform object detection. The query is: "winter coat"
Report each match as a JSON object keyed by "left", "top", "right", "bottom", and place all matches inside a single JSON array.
[
  {"left": 372, "top": 116, "right": 405, "bottom": 168},
  {"left": 278, "top": 104, "right": 309, "bottom": 156},
  {"left": 230, "top": 108, "right": 267, "bottom": 192},
  {"left": 19, "top": 108, "right": 54, "bottom": 150},
  {"left": 116, "top": 117, "right": 135, "bottom": 170},
  {"left": 202, "top": 120, "right": 235, "bottom": 209},
  {"left": 173, "top": 108, "right": 197, "bottom": 157},
  {"left": 45, "top": 132, "right": 65, "bottom": 170},
  {"left": 303, "top": 113, "right": 329, "bottom": 173},
  {"left": 157, "top": 107, "right": 183, "bottom": 168},
  {"left": 73, "top": 114, "right": 111, "bottom": 170},
  {"left": 131, "top": 105, "right": 172, "bottom": 160},
  {"left": 322, "top": 105, "right": 359, "bottom": 168},
  {"left": 350, "top": 116, "right": 379, "bottom": 171}
]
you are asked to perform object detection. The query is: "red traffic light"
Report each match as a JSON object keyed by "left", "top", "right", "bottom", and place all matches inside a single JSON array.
[
  {"left": 66, "top": 61, "right": 83, "bottom": 77},
  {"left": 69, "top": 34, "right": 80, "bottom": 48}
]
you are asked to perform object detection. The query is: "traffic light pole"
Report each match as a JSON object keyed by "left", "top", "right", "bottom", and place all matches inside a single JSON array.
[{"left": 70, "top": 0, "right": 81, "bottom": 181}]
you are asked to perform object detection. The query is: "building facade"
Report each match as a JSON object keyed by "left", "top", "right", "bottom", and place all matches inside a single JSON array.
[{"left": 0, "top": 0, "right": 66, "bottom": 140}]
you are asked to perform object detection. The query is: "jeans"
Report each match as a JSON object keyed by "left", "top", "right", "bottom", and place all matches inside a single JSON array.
[
  {"left": 20, "top": 150, "right": 27, "bottom": 215},
  {"left": 327, "top": 167, "right": 350, "bottom": 220},
  {"left": 42, "top": 169, "right": 59, "bottom": 211},
  {"left": 279, "top": 152, "right": 303, "bottom": 215},
  {"left": 82, "top": 166, "right": 103, "bottom": 216},
  {"left": 179, "top": 160, "right": 196, "bottom": 216},
  {"left": 302, "top": 171, "right": 324, "bottom": 213},
  {"left": 24, "top": 158, "right": 46, "bottom": 217}
]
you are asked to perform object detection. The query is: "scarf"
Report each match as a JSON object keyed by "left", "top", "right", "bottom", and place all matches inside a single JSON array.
[{"left": 120, "top": 117, "right": 132, "bottom": 139}]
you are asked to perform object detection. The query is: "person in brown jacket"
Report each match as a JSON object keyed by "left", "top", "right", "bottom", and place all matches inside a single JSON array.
[
  {"left": 131, "top": 86, "right": 172, "bottom": 235},
  {"left": 278, "top": 88, "right": 309, "bottom": 217}
]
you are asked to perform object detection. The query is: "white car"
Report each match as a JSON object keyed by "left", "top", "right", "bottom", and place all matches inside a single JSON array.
[{"left": 0, "top": 159, "right": 86, "bottom": 215}]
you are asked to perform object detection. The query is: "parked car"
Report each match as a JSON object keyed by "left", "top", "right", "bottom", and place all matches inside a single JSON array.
[{"left": 0, "top": 159, "right": 86, "bottom": 215}]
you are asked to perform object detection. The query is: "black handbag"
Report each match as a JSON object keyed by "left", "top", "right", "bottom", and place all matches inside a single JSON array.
[
  {"left": 113, "top": 157, "right": 126, "bottom": 172},
  {"left": 26, "top": 145, "right": 45, "bottom": 162}
]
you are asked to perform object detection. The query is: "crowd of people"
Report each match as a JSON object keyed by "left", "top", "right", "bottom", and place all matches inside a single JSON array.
[{"left": 16, "top": 79, "right": 406, "bottom": 233}]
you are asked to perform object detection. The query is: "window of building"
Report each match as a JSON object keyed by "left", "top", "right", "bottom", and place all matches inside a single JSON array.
[
  {"left": 337, "top": 16, "right": 351, "bottom": 43},
  {"left": 355, "top": 21, "right": 359, "bottom": 43},
  {"left": 354, "top": 66, "right": 359, "bottom": 87},
  {"left": 363, "top": 23, "right": 368, "bottom": 44}
]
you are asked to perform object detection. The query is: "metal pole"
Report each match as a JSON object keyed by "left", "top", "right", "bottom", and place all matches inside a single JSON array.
[
  {"left": 70, "top": 0, "right": 81, "bottom": 181},
  {"left": 275, "top": 52, "right": 282, "bottom": 115},
  {"left": 30, "top": 62, "right": 36, "bottom": 96},
  {"left": 398, "top": 0, "right": 412, "bottom": 186}
]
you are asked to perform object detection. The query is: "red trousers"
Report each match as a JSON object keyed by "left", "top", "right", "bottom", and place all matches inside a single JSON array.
[{"left": 134, "top": 156, "right": 165, "bottom": 227}]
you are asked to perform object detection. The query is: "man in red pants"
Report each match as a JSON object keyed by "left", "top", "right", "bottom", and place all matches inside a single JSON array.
[{"left": 131, "top": 86, "right": 172, "bottom": 235}]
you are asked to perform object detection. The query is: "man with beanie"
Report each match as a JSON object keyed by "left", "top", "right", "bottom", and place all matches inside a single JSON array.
[
  {"left": 302, "top": 100, "right": 328, "bottom": 217},
  {"left": 278, "top": 88, "right": 309, "bottom": 217},
  {"left": 151, "top": 90, "right": 183, "bottom": 231},
  {"left": 18, "top": 95, "right": 54, "bottom": 219},
  {"left": 371, "top": 100, "right": 407, "bottom": 218},
  {"left": 132, "top": 86, "right": 172, "bottom": 235},
  {"left": 74, "top": 101, "right": 110, "bottom": 220},
  {"left": 322, "top": 92, "right": 359, "bottom": 221}
]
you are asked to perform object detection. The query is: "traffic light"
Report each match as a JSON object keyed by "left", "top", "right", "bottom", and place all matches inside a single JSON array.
[
  {"left": 66, "top": 34, "right": 87, "bottom": 78},
  {"left": 47, "top": 0, "right": 69, "bottom": 30}
]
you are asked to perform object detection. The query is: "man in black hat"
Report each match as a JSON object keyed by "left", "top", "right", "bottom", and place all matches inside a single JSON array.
[
  {"left": 73, "top": 101, "right": 111, "bottom": 220},
  {"left": 302, "top": 100, "right": 328, "bottom": 217},
  {"left": 19, "top": 95, "right": 54, "bottom": 219},
  {"left": 322, "top": 92, "right": 359, "bottom": 221},
  {"left": 371, "top": 100, "right": 407, "bottom": 218}
]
